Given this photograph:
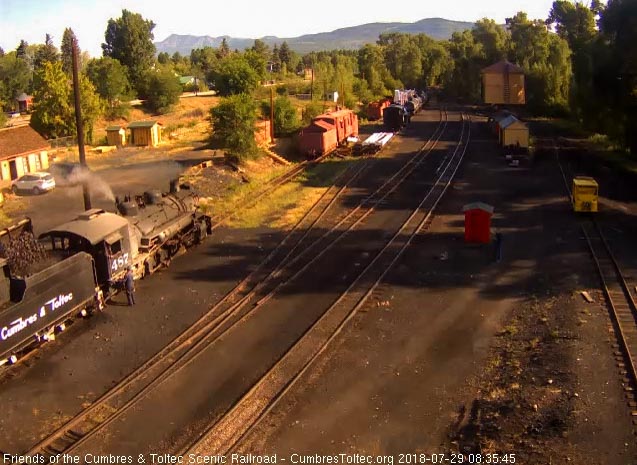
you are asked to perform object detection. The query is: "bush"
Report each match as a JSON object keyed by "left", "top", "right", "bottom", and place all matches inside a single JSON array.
[
  {"left": 0, "top": 112, "right": 6, "bottom": 128},
  {"left": 210, "top": 94, "right": 259, "bottom": 162},
  {"left": 141, "top": 69, "right": 182, "bottom": 114},
  {"left": 261, "top": 96, "right": 300, "bottom": 136},
  {"left": 105, "top": 102, "right": 131, "bottom": 121},
  {"left": 302, "top": 101, "right": 324, "bottom": 125}
]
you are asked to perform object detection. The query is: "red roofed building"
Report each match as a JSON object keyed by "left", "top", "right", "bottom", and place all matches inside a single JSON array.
[{"left": 0, "top": 126, "right": 50, "bottom": 183}]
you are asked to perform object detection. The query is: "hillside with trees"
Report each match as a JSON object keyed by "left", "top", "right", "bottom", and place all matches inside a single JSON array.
[{"left": 0, "top": 1, "right": 634, "bottom": 156}]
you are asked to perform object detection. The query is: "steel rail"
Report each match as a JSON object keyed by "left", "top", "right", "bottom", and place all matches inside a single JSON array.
[
  {"left": 183, "top": 113, "right": 471, "bottom": 455},
  {"left": 24, "top": 109, "right": 445, "bottom": 459}
]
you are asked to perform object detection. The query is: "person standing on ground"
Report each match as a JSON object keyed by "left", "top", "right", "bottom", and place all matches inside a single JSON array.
[
  {"left": 494, "top": 232, "right": 503, "bottom": 263},
  {"left": 124, "top": 266, "right": 136, "bottom": 306}
]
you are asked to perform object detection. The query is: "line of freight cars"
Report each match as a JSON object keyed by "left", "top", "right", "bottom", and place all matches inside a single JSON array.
[
  {"left": 0, "top": 183, "right": 212, "bottom": 366},
  {"left": 383, "top": 90, "right": 427, "bottom": 131}
]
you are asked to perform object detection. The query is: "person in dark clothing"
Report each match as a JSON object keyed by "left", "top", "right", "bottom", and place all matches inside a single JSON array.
[
  {"left": 124, "top": 266, "right": 135, "bottom": 306},
  {"left": 494, "top": 232, "right": 503, "bottom": 263}
]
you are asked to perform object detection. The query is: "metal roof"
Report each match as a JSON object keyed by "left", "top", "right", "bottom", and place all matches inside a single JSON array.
[
  {"left": 106, "top": 125, "right": 123, "bottom": 131},
  {"left": 499, "top": 115, "right": 527, "bottom": 130},
  {"left": 42, "top": 209, "right": 129, "bottom": 245},
  {"left": 463, "top": 202, "right": 494, "bottom": 213},
  {"left": 128, "top": 120, "right": 161, "bottom": 129},
  {"left": 573, "top": 176, "right": 598, "bottom": 187}
]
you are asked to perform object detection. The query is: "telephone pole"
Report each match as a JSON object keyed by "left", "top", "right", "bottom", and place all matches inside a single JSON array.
[
  {"left": 71, "top": 36, "right": 91, "bottom": 210},
  {"left": 270, "top": 87, "right": 275, "bottom": 142}
]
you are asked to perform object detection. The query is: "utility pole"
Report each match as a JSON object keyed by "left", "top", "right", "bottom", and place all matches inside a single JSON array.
[
  {"left": 270, "top": 87, "right": 275, "bottom": 142},
  {"left": 71, "top": 36, "right": 91, "bottom": 210},
  {"left": 310, "top": 68, "right": 314, "bottom": 100}
]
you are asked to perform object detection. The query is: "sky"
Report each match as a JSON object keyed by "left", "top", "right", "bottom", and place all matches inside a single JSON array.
[{"left": 0, "top": 0, "right": 557, "bottom": 57}]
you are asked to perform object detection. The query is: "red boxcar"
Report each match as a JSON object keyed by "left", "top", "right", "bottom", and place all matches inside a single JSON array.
[
  {"left": 367, "top": 99, "right": 390, "bottom": 120},
  {"left": 314, "top": 109, "right": 358, "bottom": 144},
  {"left": 299, "top": 120, "right": 338, "bottom": 157}
]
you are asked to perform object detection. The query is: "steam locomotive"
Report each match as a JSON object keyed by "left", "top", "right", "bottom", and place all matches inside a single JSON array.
[{"left": 0, "top": 183, "right": 212, "bottom": 366}]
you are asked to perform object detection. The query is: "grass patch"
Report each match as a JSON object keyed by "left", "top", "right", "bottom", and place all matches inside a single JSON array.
[{"left": 205, "top": 157, "right": 356, "bottom": 229}]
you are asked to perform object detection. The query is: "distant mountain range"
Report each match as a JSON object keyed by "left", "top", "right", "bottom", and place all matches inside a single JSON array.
[{"left": 155, "top": 18, "right": 475, "bottom": 55}]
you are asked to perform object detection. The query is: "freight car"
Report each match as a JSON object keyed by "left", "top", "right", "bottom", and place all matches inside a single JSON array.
[
  {"left": 383, "top": 104, "right": 407, "bottom": 132},
  {"left": 299, "top": 109, "right": 359, "bottom": 158},
  {"left": 367, "top": 99, "right": 391, "bottom": 121},
  {"left": 0, "top": 183, "right": 212, "bottom": 366}
]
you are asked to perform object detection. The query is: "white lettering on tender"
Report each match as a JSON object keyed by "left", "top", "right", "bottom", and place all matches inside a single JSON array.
[{"left": 0, "top": 292, "right": 74, "bottom": 341}]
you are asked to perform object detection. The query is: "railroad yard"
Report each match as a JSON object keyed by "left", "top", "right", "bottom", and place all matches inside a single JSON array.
[{"left": 1, "top": 104, "right": 637, "bottom": 465}]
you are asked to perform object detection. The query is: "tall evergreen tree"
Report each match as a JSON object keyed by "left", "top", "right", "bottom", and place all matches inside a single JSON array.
[
  {"left": 102, "top": 9, "right": 156, "bottom": 92},
  {"left": 34, "top": 34, "right": 59, "bottom": 70},
  {"left": 60, "top": 28, "right": 77, "bottom": 75},
  {"left": 16, "top": 40, "right": 28, "bottom": 59}
]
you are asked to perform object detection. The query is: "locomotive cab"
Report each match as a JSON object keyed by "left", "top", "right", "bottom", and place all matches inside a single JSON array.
[{"left": 40, "top": 209, "right": 135, "bottom": 291}]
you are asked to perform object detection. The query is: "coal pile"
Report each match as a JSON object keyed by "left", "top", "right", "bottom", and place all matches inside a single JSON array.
[{"left": 0, "top": 232, "right": 49, "bottom": 277}]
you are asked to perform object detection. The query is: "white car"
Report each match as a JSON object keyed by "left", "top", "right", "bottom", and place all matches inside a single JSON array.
[{"left": 11, "top": 172, "right": 56, "bottom": 195}]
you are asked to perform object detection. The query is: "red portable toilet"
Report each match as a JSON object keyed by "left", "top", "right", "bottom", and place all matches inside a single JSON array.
[{"left": 462, "top": 202, "right": 494, "bottom": 244}]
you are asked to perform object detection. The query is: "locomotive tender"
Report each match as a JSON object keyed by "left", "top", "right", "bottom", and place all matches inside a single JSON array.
[{"left": 0, "top": 183, "right": 212, "bottom": 366}]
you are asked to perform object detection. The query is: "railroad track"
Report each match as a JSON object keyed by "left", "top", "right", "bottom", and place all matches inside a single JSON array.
[
  {"left": 183, "top": 112, "right": 471, "bottom": 455},
  {"left": 23, "top": 109, "right": 447, "bottom": 459},
  {"left": 212, "top": 149, "right": 339, "bottom": 231},
  {"left": 556, "top": 142, "right": 637, "bottom": 411}
]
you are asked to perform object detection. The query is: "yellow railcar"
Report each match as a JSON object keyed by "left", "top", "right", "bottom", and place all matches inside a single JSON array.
[{"left": 572, "top": 176, "right": 598, "bottom": 212}]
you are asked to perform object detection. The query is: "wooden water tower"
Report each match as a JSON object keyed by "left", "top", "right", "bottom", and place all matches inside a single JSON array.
[{"left": 481, "top": 61, "right": 526, "bottom": 105}]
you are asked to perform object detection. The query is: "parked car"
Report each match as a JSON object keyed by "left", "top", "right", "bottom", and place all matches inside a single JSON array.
[{"left": 11, "top": 172, "right": 56, "bottom": 195}]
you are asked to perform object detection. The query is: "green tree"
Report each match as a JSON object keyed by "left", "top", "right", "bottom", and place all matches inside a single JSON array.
[
  {"left": 210, "top": 93, "right": 258, "bottom": 161},
  {"left": 60, "top": 28, "right": 77, "bottom": 75},
  {"left": 209, "top": 55, "right": 260, "bottom": 96},
  {"left": 357, "top": 44, "right": 391, "bottom": 97},
  {"left": 157, "top": 52, "right": 170, "bottom": 64},
  {"left": 16, "top": 40, "right": 28, "bottom": 60},
  {"left": 302, "top": 101, "right": 323, "bottom": 124},
  {"left": 102, "top": 9, "right": 156, "bottom": 92},
  {"left": 30, "top": 61, "right": 102, "bottom": 141},
  {"left": 140, "top": 68, "right": 181, "bottom": 114},
  {"left": 33, "top": 33, "right": 59, "bottom": 70},
  {"left": 261, "top": 96, "right": 300, "bottom": 135},
  {"left": 507, "top": 11, "right": 572, "bottom": 112},
  {"left": 85, "top": 57, "right": 131, "bottom": 105},
  {"left": 251, "top": 39, "right": 270, "bottom": 60},
  {"left": 0, "top": 53, "right": 31, "bottom": 110},
  {"left": 191, "top": 46, "right": 218, "bottom": 76},
  {"left": 0, "top": 47, "right": 4, "bottom": 58},
  {"left": 219, "top": 38, "right": 230, "bottom": 58},
  {"left": 244, "top": 49, "right": 267, "bottom": 81},
  {"left": 447, "top": 30, "right": 484, "bottom": 101},
  {"left": 547, "top": 1, "right": 599, "bottom": 122},
  {"left": 600, "top": 0, "right": 637, "bottom": 153},
  {"left": 472, "top": 19, "right": 509, "bottom": 64}
]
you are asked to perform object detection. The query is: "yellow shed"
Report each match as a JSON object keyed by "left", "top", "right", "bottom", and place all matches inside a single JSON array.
[
  {"left": 482, "top": 61, "right": 526, "bottom": 105},
  {"left": 128, "top": 121, "right": 162, "bottom": 147},
  {"left": 499, "top": 115, "right": 529, "bottom": 148},
  {"left": 106, "top": 126, "right": 127, "bottom": 146}
]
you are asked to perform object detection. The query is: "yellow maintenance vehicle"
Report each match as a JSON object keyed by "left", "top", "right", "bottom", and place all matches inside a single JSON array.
[{"left": 572, "top": 176, "right": 599, "bottom": 212}]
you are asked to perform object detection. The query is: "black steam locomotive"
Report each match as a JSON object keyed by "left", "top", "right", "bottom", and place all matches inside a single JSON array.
[{"left": 0, "top": 183, "right": 212, "bottom": 366}]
